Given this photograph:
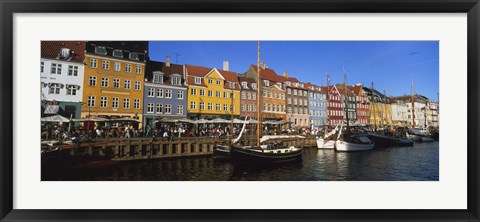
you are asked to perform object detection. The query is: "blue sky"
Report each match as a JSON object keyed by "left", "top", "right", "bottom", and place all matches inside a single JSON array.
[{"left": 149, "top": 41, "right": 439, "bottom": 100}]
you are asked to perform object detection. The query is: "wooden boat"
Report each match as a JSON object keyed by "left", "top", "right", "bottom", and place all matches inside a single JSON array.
[
  {"left": 316, "top": 124, "right": 338, "bottom": 149},
  {"left": 230, "top": 41, "right": 303, "bottom": 164},
  {"left": 335, "top": 70, "right": 374, "bottom": 152},
  {"left": 366, "top": 132, "right": 396, "bottom": 148}
]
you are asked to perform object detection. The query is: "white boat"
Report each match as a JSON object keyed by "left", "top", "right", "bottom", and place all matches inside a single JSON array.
[
  {"left": 335, "top": 134, "right": 374, "bottom": 151},
  {"left": 316, "top": 124, "right": 339, "bottom": 149},
  {"left": 316, "top": 138, "right": 336, "bottom": 149}
]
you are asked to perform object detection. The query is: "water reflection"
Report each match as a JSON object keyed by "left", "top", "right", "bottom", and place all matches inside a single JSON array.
[{"left": 42, "top": 142, "right": 439, "bottom": 181}]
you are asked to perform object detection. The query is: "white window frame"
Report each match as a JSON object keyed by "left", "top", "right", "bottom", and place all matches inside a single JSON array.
[
  {"left": 101, "top": 77, "right": 109, "bottom": 87},
  {"left": 90, "top": 58, "right": 98, "bottom": 68},
  {"left": 102, "top": 60, "right": 110, "bottom": 70},
  {"left": 100, "top": 96, "right": 107, "bottom": 108},
  {"left": 112, "top": 97, "right": 119, "bottom": 109}
]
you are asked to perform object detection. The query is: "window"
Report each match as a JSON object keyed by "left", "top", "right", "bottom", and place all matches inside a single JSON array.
[
  {"left": 216, "top": 91, "right": 221, "bottom": 98},
  {"left": 101, "top": 77, "right": 109, "bottom": 87},
  {"left": 114, "top": 62, "right": 121, "bottom": 71},
  {"left": 191, "top": 88, "right": 196, "bottom": 95},
  {"left": 66, "top": 85, "right": 77, "bottom": 95},
  {"left": 134, "top": 99, "right": 140, "bottom": 109},
  {"left": 241, "top": 82, "right": 248, "bottom": 88},
  {"left": 129, "top": 52, "right": 139, "bottom": 60},
  {"left": 229, "top": 82, "right": 234, "bottom": 88},
  {"left": 264, "top": 80, "right": 269, "bottom": 86},
  {"left": 252, "top": 93, "right": 256, "bottom": 100},
  {"left": 208, "top": 103, "right": 213, "bottom": 110},
  {"left": 165, "top": 104, "right": 171, "bottom": 114},
  {"left": 87, "top": 95, "right": 95, "bottom": 107},
  {"left": 216, "top": 80, "right": 221, "bottom": 85},
  {"left": 177, "top": 105, "right": 183, "bottom": 115},
  {"left": 124, "top": 80, "right": 131, "bottom": 89},
  {"left": 252, "top": 83, "right": 257, "bottom": 89},
  {"left": 216, "top": 104, "right": 220, "bottom": 111},
  {"left": 224, "top": 104, "right": 228, "bottom": 111},
  {"left": 90, "top": 59, "right": 98, "bottom": 68},
  {"left": 165, "top": 89, "right": 172, "bottom": 98},
  {"left": 147, "top": 103, "right": 154, "bottom": 113},
  {"left": 190, "top": 102, "right": 196, "bottom": 110},
  {"left": 208, "top": 90, "right": 213, "bottom": 97},
  {"left": 241, "top": 104, "right": 246, "bottom": 111},
  {"left": 200, "top": 89, "right": 205, "bottom": 96},
  {"left": 112, "top": 97, "right": 119, "bottom": 109},
  {"left": 68, "top": 65, "right": 78, "bottom": 76},
  {"left": 177, "top": 91, "right": 184, "bottom": 99},
  {"left": 208, "top": 79, "right": 213, "bottom": 84},
  {"left": 123, "top": 98, "right": 130, "bottom": 109},
  {"left": 89, "top": 76, "right": 97, "bottom": 86},
  {"left": 113, "top": 79, "right": 120, "bottom": 88},
  {"left": 41, "top": 62, "right": 44, "bottom": 72},
  {"left": 153, "top": 74, "right": 163, "bottom": 83},
  {"left": 200, "top": 102, "right": 205, "bottom": 110},
  {"left": 134, "top": 81, "right": 141, "bottom": 90},
  {"left": 157, "top": 89, "right": 163, "bottom": 98},
  {"left": 195, "top": 77, "right": 202, "bottom": 84},
  {"left": 156, "top": 104, "right": 163, "bottom": 113},
  {"left": 135, "top": 65, "right": 142, "bottom": 74},
  {"left": 268, "top": 92, "right": 272, "bottom": 98},
  {"left": 125, "top": 64, "right": 131, "bottom": 72},
  {"left": 113, "top": 49, "right": 123, "bottom": 58},
  {"left": 95, "top": 46, "right": 107, "bottom": 55},
  {"left": 263, "top": 91, "right": 266, "bottom": 97},
  {"left": 49, "top": 84, "right": 61, "bottom": 94},
  {"left": 241, "top": 92, "right": 246, "bottom": 99},
  {"left": 100, "top": 96, "right": 107, "bottom": 108},
  {"left": 293, "top": 89, "right": 297, "bottom": 95},
  {"left": 51, "top": 63, "right": 62, "bottom": 74},
  {"left": 287, "top": 98, "right": 291, "bottom": 104},
  {"left": 303, "top": 91, "right": 307, "bottom": 96},
  {"left": 148, "top": 88, "right": 155, "bottom": 97},
  {"left": 172, "top": 77, "right": 181, "bottom": 85},
  {"left": 102, "top": 60, "right": 109, "bottom": 70},
  {"left": 224, "top": 92, "right": 228, "bottom": 98}
]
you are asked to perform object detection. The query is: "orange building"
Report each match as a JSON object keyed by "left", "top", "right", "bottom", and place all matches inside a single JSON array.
[{"left": 81, "top": 41, "right": 148, "bottom": 127}]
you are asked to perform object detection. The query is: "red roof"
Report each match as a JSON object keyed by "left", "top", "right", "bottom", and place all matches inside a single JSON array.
[
  {"left": 186, "top": 64, "right": 240, "bottom": 90},
  {"left": 41, "top": 41, "right": 86, "bottom": 63}
]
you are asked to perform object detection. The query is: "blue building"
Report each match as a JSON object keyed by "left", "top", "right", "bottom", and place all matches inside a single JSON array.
[
  {"left": 143, "top": 57, "right": 187, "bottom": 128},
  {"left": 306, "top": 83, "right": 328, "bottom": 129}
]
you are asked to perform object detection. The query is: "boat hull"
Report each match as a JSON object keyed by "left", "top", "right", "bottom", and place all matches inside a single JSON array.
[
  {"left": 316, "top": 139, "right": 335, "bottom": 149},
  {"left": 335, "top": 140, "right": 374, "bottom": 152},
  {"left": 366, "top": 133, "right": 396, "bottom": 148},
  {"left": 231, "top": 147, "right": 303, "bottom": 165},
  {"left": 213, "top": 144, "right": 231, "bottom": 159}
]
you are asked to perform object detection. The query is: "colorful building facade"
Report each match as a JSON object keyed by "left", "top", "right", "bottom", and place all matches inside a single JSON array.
[
  {"left": 185, "top": 64, "right": 241, "bottom": 119},
  {"left": 238, "top": 75, "right": 258, "bottom": 119},
  {"left": 143, "top": 57, "right": 187, "bottom": 128},
  {"left": 82, "top": 41, "right": 148, "bottom": 127},
  {"left": 348, "top": 84, "right": 370, "bottom": 126},
  {"left": 41, "top": 41, "right": 86, "bottom": 119},
  {"left": 323, "top": 85, "right": 344, "bottom": 126},
  {"left": 306, "top": 83, "right": 327, "bottom": 129}
]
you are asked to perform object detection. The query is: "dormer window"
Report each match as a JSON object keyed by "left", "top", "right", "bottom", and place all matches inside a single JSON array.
[
  {"left": 252, "top": 83, "right": 257, "bottom": 89},
  {"left": 229, "top": 82, "right": 235, "bottom": 88},
  {"left": 172, "top": 77, "right": 181, "bottom": 86},
  {"left": 194, "top": 77, "right": 202, "bottom": 84},
  {"left": 264, "top": 80, "right": 269, "bottom": 87},
  {"left": 113, "top": 49, "right": 123, "bottom": 58},
  {"left": 153, "top": 71, "right": 163, "bottom": 84},
  {"left": 95, "top": 46, "right": 107, "bottom": 55},
  {"left": 285, "top": 81, "right": 291, "bottom": 86},
  {"left": 276, "top": 82, "right": 282, "bottom": 88},
  {"left": 59, "top": 48, "right": 71, "bottom": 59},
  {"left": 241, "top": 82, "right": 248, "bottom": 89},
  {"left": 129, "top": 52, "right": 139, "bottom": 60}
]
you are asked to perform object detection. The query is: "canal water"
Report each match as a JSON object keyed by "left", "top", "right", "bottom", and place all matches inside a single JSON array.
[{"left": 42, "top": 141, "right": 439, "bottom": 181}]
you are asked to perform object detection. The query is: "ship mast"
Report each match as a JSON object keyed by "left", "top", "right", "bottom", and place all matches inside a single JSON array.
[
  {"left": 411, "top": 79, "right": 415, "bottom": 128},
  {"left": 326, "top": 69, "right": 330, "bottom": 128},
  {"left": 371, "top": 82, "right": 377, "bottom": 132},
  {"left": 383, "top": 89, "right": 388, "bottom": 128},
  {"left": 256, "top": 41, "right": 262, "bottom": 146},
  {"left": 343, "top": 69, "right": 349, "bottom": 130},
  {"left": 230, "top": 88, "right": 234, "bottom": 145}
]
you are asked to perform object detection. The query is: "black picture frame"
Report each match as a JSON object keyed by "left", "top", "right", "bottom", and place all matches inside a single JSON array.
[{"left": 1, "top": 0, "right": 479, "bottom": 221}]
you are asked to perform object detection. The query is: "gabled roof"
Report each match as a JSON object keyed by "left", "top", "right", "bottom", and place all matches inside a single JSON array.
[
  {"left": 250, "top": 65, "right": 285, "bottom": 83},
  {"left": 145, "top": 60, "right": 185, "bottom": 85},
  {"left": 238, "top": 75, "right": 257, "bottom": 91},
  {"left": 335, "top": 85, "right": 356, "bottom": 97},
  {"left": 185, "top": 65, "right": 240, "bottom": 90},
  {"left": 41, "top": 41, "right": 86, "bottom": 63},
  {"left": 218, "top": 69, "right": 240, "bottom": 90}
]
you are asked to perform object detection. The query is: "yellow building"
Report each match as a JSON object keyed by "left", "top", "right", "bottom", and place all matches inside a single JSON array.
[
  {"left": 369, "top": 102, "right": 393, "bottom": 128},
  {"left": 81, "top": 41, "right": 147, "bottom": 127},
  {"left": 185, "top": 64, "right": 241, "bottom": 119}
]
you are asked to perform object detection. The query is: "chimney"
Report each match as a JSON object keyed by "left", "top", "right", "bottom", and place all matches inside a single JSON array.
[
  {"left": 166, "top": 56, "right": 170, "bottom": 67},
  {"left": 223, "top": 61, "right": 229, "bottom": 71},
  {"left": 283, "top": 71, "right": 288, "bottom": 78}
]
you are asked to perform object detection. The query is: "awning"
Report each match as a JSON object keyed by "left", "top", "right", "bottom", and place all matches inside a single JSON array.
[
  {"left": 41, "top": 114, "right": 70, "bottom": 123},
  {"left": 44, "top": 105, "right": 59, "bottom": 114}
]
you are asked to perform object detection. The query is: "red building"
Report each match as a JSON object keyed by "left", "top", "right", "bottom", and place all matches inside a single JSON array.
[
  {"left": 322, "top": 85, "right": 343, "bottom": 127},
  {"left": 348, "top": 84, "right": 370, "bottom": 125}
]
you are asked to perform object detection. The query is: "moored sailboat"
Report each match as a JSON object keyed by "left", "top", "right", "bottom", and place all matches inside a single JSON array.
[{"left": 230, "top": 41, "right": 303, "bottom": 164}]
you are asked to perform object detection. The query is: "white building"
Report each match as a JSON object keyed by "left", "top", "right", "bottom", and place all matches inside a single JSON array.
[
  {"left": 405, "top": 101, "right": 427, "bottom": 128},
  {"left": 41, "top": 41, "right": 86, "bottom": 119},
  {"left": 391, "top": 103, "right": 408, "bottom": 126}
]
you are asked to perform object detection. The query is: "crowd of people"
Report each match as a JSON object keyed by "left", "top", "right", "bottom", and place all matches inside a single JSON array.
[{"left": 41, "top": 122, "right": 324, "bottom": 141}]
